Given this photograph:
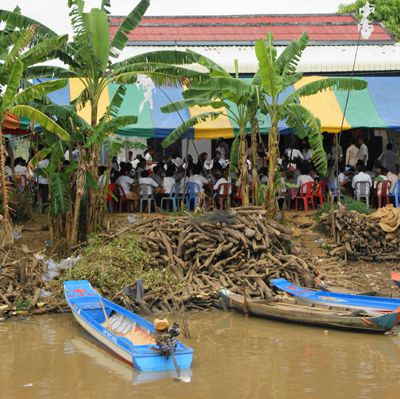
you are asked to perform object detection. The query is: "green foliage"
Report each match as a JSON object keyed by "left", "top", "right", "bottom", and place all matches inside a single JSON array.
[
  {"left": 69, "top": 234, "right": 177, "bottom": 297},
  {"left": 317, "top": 197, "right": 373, "bottom": 219},
  {"left": 161, "top": 111, "right": 222, "bottom": 148},
  {"left": 338, "top": 0, "right": 400, "bottom": 41},
  {"left": 228, "top": 136, "right": 240, "bottom": 179}
]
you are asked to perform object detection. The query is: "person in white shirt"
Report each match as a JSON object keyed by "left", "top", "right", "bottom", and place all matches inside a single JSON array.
[
  {"left": 131, "top": 154, "right": 142, "bottom": 169},
  {"left": 296, "top": 164, "right": 314, "bottom": 194},
  {"left": 213, "top": 172, "right": 232, "bottom": 195},
  {"left": 34, "top": 157, "right": 50, "bottom": 212},
  {"left": 138, "top": 170, "right": 158, "bottom": 196},
  {"left": 14, "top": 158, "right": 29, "bottom": 177},
  {"left": 358, "top": 137, "right": 368, "bottom": 166},
  {"left": 144, "top": 148, "right": 154, "bottom": 162},
  {"left": 330, "top": 143, "right": 343, "bottom": 162},
  {"left": 163, "top": 168, "right": 176, "bottom": 195},
  {"left": 189, "top": 164, "right": 209, "bottom": 192},
  {"left": 259, "top": 167, "right": 268, "bottom": 184},
  {"left": 352, "top": 162, "right": 372, "bottom": 197},
  {"left": 116, "top": 168, "right": 134, "bottom": 195},
  {"left": 285, "top": 144, "right": 304, "bottom": 163}
]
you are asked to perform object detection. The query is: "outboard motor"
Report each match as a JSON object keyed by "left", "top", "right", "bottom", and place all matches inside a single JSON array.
[{"left": 154, "top": 319, "right": 180, "bottom": 357}]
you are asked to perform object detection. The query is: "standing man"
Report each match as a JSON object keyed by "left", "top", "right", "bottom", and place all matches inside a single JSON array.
[
  {"left": 358, "top": 137, "right": 369, "bottom": 166},
  {"left": 378, "top": 143, "right": 398, "bottom": 174},
  {"left": 345, "top": 138, "right": 359, "bottom": 168},
  {"left": 216, "top": 138, "right": 229, "bottom": 160}
]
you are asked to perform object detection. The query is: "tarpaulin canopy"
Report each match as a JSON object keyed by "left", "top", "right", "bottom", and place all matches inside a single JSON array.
[
  {"left": 38, "top": 75, "right": 400, "bottom": 139},
  {"left": 2, "top": 112, "right": 31, "bottom": 135}
]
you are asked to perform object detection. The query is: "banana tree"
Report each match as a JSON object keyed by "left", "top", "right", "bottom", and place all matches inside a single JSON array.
[
  {"left": 160, "top": 61, "right": 264, "bottom": 206},
  {"left": 1, "top": 0, "right": 211, "bottom": 237},
  {"left": 0, "top": 27, "right": 70, "bottom": 245},
  {"left": 255, "top": 32, "right": 368, "bottom": 216}
]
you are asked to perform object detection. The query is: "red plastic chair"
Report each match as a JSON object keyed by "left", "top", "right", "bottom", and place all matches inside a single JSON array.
[
  {"left": 117, "top": 185, "right": 137, "bottom": 212},
  {"left": 216, "top": 183, "right": 232, "bottom": 210},
  {"left": 372, "top": 180, "right": 391, "bottom": 208},
  {"left": 232, "top": 185, "right": 244, "bottom": 207},
  {"left": 313, "top": 180, "right": 327, "bottom": 206},
  {"left": 295, "top": 181, "right": 315, "bottom": 211},
  {"left": 105, "top": 183, "right": 117, "bottom": 212}
]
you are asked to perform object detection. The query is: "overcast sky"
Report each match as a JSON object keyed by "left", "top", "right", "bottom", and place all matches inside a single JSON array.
[{"left": 1, "top": 0, "right": 353, "bottom": 35}]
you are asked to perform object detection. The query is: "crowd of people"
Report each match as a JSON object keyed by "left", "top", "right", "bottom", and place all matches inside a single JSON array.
[{"left": 5, "top": 136, "right": 400, "bottom": 213}]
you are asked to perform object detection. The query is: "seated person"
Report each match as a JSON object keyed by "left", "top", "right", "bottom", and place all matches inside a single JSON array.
[
  {"left": 163, "top": 167, "right": 176, "bottom": 195},
  {"left": 213, "top": 171, "right": 232, "bottom": 196},
  {"left": 138, "top": 170, "right": 158, "bottom": 196},
  {"left": 115, "top": 166, "right": 136, "bottom": 198},
  {"left": 152, "top": 165, "right": 164, "bottom": 186},
  {"left": 352, "top": 161, "right": 372, "bottom": 197},
  {"left": 296, "top": 163, "right": 314, "bottom": 193},
  {"left": 374, "top": 167, "right": 389, "bottom": 196},
  {"left": 188, "top": 164, "right": 209, "bottom": 192}
]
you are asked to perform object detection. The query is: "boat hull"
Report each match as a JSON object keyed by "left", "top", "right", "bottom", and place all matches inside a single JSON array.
[
  {"left": 65, "top": 280, "right": 193, "bottom": 372},
  {"left": 272, "top": 278, "right": 400, "bottom": 315},
  {"left": 220, "top": 289, "right": 400, "bottom": 333}
]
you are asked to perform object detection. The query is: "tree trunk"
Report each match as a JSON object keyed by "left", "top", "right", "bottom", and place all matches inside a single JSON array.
[
  {"left": 238, "top": 125, "right": 249, "bottom": 206},
  {"left": 266, "top": 118, "right": 279, "bottom": 218},
  {"left": 0, "top": 120, "right": 14, "bottom": 246},
  {"left": 250, "top": 115, "right": 260, "bottom": 205}
]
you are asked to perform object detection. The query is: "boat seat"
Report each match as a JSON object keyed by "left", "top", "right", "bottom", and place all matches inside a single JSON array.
[{"left": 123, "top": 327, "right": 156, "bottom": 346}]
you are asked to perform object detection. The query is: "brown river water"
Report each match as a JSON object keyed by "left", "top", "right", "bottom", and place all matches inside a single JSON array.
[{"left": 1, "top": 311, "right": 400, "bottom": 399}]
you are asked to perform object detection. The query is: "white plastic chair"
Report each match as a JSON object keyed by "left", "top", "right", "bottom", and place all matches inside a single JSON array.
[
  {"left": 355, "top": 181, "right": 371, "bottom": 208},
  {"left": 139, "top": 184, "right": 156, "bottom": 213}
]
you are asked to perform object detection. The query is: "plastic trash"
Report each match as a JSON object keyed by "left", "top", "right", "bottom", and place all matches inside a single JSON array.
[
  {"left": 34, "top": 253, "right": 46, "bottom": 261},
  {"left": 23, "top": 384, "right": 33, "bottom": 387},
  {"left": 127, "top": 214, "right": 138, "bottom": 224},
  {"left": 39, "top": 289, "right": 52, "bottom": 298},
  {"left": 42, "top": 255, "right": 81, "bottom": 281},
  {"left": 12, "top": 228, "right": 23, "bottom": 240}
]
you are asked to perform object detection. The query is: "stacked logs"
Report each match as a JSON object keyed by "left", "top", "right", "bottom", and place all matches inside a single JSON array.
[
  {"left": 320, "top": 210, "right": 400, "bottom": 260},
  {"left": 122, "top": 208, "right": 317, "bottom": 313}
]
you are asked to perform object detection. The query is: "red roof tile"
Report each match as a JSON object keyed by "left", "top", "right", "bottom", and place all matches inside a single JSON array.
[{"left": 109, "top": 14, "right": 394, "bottom": 45}]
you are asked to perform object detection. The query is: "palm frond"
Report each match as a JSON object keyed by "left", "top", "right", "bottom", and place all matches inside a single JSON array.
[
  {"left": 15, "top": 79, "right": 67, "bottom": 106},
  {"left": 100, "top": 84, "right": 126, "bottom": 122},
  {"left": 101, "top": 0, "right": 111, "bottom": 14},
  {"left": 23, "top": 66, "right": 76, "bottom": 80},
  {"left": 20, "top": 35, "right": 69, "bottom": 67},
  {"left": 0, "top": 9, "right": 59, "bottom": 38},
  {"left": 28, "top": 147, "right": 52, "bottom": 169},
  {"left": 109, "top": 0, "right": 150, "bottom": 58},
  {"left": 1, "top": 59, "right": 23, "bottom": 110},
  {"left": 10, "top": 105, "right": 70, "bottom": 141},
  {"left": 276, "top": 32, "right": 308, "bottom": 86},
  {"left": 288, "top": 77, "right": 368, "bottom": 102},
  {"left": 160, "top": 98, "right": 226, "bottom": 113},
  {"left": 285, "top": 103, "right": 327, "bottom": 175},
  {"left": 0, "top": 30, "right": 23, "bottom": 55},
  {"left": 49, "top": 172, "right": 68, "bottom": 215},
  {"left": 255, "top": 34, "right": 283, "bottom": 97},
  {"left": 88, "top": 115, "right": 138, "bottom": 146},
  {"left": 161, "top": 111, "right": 222, "bottom": 148}
]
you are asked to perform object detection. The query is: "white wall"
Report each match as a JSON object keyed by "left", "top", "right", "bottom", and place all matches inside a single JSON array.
[{"left": 182, "top": 139, "right": 212, "bottom": 163}]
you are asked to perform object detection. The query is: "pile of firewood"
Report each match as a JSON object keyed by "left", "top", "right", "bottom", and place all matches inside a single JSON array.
[
  {"left": 121, "top": 208, "right": 318, "bottom": 313},
  {"left": 320, "top": 209, "right": 400, "bottom": 261}
]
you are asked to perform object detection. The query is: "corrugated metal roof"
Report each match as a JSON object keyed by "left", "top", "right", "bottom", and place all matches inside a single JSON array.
[
  {"left": 118, "top": 44, "right": 400, "bottom": 73},
  {"left": 109, "top": 14, "right": 394, "bottom": 45}
]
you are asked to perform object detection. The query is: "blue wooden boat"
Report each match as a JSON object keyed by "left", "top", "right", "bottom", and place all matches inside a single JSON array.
[
  {"left": 220, "top": 289, "right": 400, "bottom": 333},
  {"left": 64, "top": 280, "right": 193, "bottom": 372},
  {"left": 271, "top": 278, "right": 400, "bottom": 315},
  {"left": 391, "top": 272, "right": 400, "bottom": 288}
]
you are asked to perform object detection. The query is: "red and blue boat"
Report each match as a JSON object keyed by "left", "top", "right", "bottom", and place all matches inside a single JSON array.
[
  {"left": 64, "top": 280, "right": 193, "bottom": 372},
  {"left": 271, "top": 278, "right": 400, "bottom": 315}
]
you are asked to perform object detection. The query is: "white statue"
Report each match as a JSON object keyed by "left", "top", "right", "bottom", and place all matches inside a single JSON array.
[
  {"left": 358, "top": 1, "right": 375, "bottom": 40},
  {"left": 136, "top": 74, "right": 155, "bottom": 113}
]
